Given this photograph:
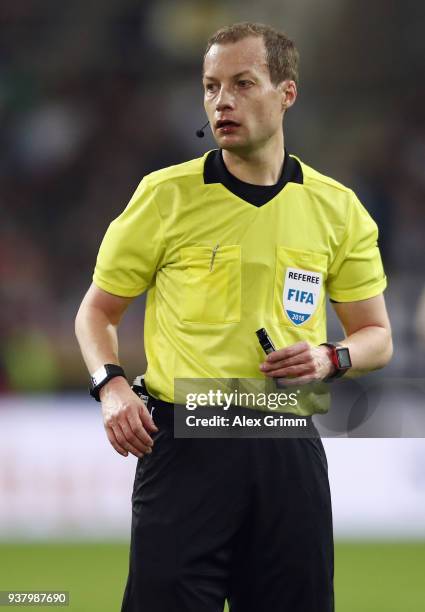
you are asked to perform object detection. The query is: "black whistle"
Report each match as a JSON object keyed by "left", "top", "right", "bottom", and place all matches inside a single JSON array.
[
  {"left": 256, "top": 328, "right": 276, "bottom": 355},
  {"left": 256, "top": 328, "right": 287, "bottom": 389}
]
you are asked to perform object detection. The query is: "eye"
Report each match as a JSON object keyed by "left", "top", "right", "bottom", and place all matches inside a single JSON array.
[
  {"left": 205, "top": 82, "right": 217, "bottom": 93},
  {"left": 238, "top": 79, "right": 253, "bottom": 88}
]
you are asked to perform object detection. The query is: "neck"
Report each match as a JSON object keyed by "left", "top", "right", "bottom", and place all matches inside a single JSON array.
[{"left": 222, "top": 133, "right": 285, "bottom": 186}]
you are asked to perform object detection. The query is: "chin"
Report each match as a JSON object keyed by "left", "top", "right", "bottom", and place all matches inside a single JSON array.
[
  {"left": 218, "top": 137, "right": 249, "bottom": 152},
  {"left": 221, "top": 143, "right": 253, "bottom": 156}
]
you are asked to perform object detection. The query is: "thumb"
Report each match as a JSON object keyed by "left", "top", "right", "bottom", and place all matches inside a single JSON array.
[{"left": 141, "top": 402, "right": 159, "bottom": 432}]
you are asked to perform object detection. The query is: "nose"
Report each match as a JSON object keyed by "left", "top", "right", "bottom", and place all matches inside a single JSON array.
[{"left": 215, "top": 86, "right": 235, "bottom": 111}]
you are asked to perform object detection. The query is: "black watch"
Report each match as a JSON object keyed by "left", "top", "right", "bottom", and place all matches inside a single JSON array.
[
  {"left": 320, "top": 343, "right": 352, "bottom": 382},
  {"left": 89, "top": 364, "right": 126, "bottom": 401}
]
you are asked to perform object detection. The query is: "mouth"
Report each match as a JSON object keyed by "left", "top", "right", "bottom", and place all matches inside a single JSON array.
[{"left": 215, "top": 119, "right": 241, "bottom": 131}]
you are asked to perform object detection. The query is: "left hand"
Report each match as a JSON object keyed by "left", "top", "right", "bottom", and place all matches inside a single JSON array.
[{"left": 260, "top": 341, "right": 335, "bottom": 385}]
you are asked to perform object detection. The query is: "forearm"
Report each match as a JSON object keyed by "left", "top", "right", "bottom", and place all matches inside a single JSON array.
[
  {"left": 75, "top": 303, "right": 121, "bottom": 375},
  {"left": 75, "top": 291, "right": 156, "bottom": 460},
  {"left": 338, "top": 325, "right": 393, "bottom": 377}
]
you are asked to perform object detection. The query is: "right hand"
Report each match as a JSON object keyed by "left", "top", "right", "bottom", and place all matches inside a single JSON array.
[{"left": 100, "top": 376, "right": 159, "bottom": 458}]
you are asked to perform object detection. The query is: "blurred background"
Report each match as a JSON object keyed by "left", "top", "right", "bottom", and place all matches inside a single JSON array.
[{"left": 1, "top": 0, "right": 424, "bottom": 610}]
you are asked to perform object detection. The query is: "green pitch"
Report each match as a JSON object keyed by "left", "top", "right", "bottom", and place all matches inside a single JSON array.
[{"left": 0, "top": 541, "right": 424, "bottom": 611}]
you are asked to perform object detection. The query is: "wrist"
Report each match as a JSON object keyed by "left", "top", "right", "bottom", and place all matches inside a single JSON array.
[
  {"left": 319, "top": 342, "right": 352, "bottom": 382},
  {"left": 99, "top": 375, "right": 128, "bottom": 402},
  {"left": 319, "top": 344, "right": 337, "bottom": 379},
  {"left": 89, "top": 363, "right": 127, "bottom": 401}
]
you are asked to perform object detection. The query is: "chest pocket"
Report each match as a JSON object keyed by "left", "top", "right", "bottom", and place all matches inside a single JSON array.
[
  {"left": 179, "top": 245, "right": 241, "bottom": 324},
  {"left": 274, "top": 247, "right": 328, "bottom": 331}
]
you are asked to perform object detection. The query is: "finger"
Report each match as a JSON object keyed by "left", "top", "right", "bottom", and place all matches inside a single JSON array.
[
  {"left": 121, "top": 419, "right": 153, "bottom": 454},
  {"left": 127, "top": 411, "right": 156, "bottom": 448},
  {"left": 121, "top": 391, "right": 158, "bottom": 433},
  {"left": 105, "top": 426, "right": 128, "bottom": 457},
  {"left": 111, "top": 423, "right": 150, "bottom": 459},
  {"left": 267, "top": 341, "right": 310, "bottom": 362},
  {"left": 261, "top": 349, "right": 311, "bottom": 372},
  {"left": 140, "top": 403, "right": 159, "bottom": 433},
  {"left": 276, "top": 374, "right": 320, "bottom": 386},
  {"left": 265, "top": 362, "right": 315, "bottom": 378}
]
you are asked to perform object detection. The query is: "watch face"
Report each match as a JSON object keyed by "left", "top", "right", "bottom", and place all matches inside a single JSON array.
[{"left": 337, "top": 347, "right": 352, "bottom": 369}]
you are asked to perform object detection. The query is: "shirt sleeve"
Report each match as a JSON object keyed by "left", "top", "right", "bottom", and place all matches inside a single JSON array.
[
  {"left": 93, "top": 177, "right": 166, "bottom": 297},
  {"left": 326, "top": 190, "right": 387, "bottom": 302}
]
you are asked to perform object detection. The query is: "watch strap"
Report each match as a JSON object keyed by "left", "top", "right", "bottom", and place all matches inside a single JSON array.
[{"left": 89, "top": 364, "right": 126, "bottom": 401}]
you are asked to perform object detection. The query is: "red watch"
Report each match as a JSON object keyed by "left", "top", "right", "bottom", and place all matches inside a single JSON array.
[{"left": 320, "top": 342, "right": 352, "bottom": 382}]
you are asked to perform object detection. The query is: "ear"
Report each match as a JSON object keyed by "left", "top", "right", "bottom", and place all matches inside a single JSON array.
[{"left": 279, "top": 80, "right": 297, "bottom": 111}]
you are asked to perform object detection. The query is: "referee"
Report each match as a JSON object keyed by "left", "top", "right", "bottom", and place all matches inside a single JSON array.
[{"left": 75, "top": 23, "right": 393, "bottom": 612}]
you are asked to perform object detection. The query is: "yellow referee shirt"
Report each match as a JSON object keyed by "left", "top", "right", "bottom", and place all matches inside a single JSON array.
[{"left": 93, "top": 150, "right": 387, "bottom": 414}]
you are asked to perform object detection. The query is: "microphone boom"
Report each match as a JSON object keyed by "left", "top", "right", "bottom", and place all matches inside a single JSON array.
[{"left": 196, "top": 121, "right": 210, "bottom": 138}]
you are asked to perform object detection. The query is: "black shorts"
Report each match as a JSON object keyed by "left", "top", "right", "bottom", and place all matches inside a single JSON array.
[{"left": 121, "top": 396, "right": 334, "bottom": 612}]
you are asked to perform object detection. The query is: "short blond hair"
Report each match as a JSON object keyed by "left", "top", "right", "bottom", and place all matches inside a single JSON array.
[{"left": 204, "top": 22, "right": 299, "bottom": 86}]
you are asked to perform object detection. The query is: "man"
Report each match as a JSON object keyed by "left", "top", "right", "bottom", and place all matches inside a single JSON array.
[{"left": 75, "top": 22, "right": 392, "bottom": 612}]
